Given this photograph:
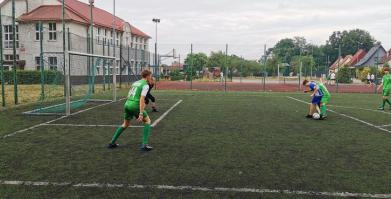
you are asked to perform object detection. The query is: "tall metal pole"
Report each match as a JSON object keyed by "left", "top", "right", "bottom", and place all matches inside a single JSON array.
[
  {"left": 0, "top": 9, "right": 4, "bottom": 107},
  {"left": 240, "top": 56, "right": 243, "bottom": 83},
  {"left": 152, "top": 18, "right": 160, "bottom": 80},
  {"left": 224, "top": 44, "right": 228, "bottom": 92},
  {"left": 89, "top": 0, "right": 95, "bottom": 93},
  {"left": 299, "top": 49, "right": 302, "bottom": 91},
  {"left": 39, "top": 22, "right": 44, "bottom": 100},
  {"left": 112, "top": 0, "right": 117, "bottom": 102},
  {"left": 63, "top": 0, "right": 71, "bottom": 115},
  {"left": 12, "top": 0, "right": 18, "bottom": 104},
  {"left": 336, "top": 44, "right": 341, "bottom": 93},
  {"left": 190, "top": 44, "right": 193, "bottom": 90},
  {"left": 263, "top": 44, "right": 266, "bottom": 92}
]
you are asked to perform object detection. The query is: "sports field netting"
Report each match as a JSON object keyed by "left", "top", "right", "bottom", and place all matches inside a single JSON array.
[
  {"left": 1, "top": 91, "right": 391, "bottom": 198},
  {"left": 23, "top": 52, "right": 117, "bottom": 116}
]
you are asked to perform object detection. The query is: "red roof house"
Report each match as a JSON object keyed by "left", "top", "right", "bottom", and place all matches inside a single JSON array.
[{"left": 18, "top": 0, "right": 150, "bottom": 38}]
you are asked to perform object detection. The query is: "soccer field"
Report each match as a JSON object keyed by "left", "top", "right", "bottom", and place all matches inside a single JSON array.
[{"left": 0, "top": 91, "right": 391, "bottom": 198}]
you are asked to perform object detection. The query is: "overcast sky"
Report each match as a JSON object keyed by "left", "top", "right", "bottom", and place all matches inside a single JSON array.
[{"left": 71, "top": 0, "right": 391, "bottom": 60}]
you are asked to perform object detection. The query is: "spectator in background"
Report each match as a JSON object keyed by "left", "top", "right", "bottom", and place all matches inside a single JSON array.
[
  {"left": 371, "top": 73, "right": 376, "bottom": 86},
  {"left": 367, "top": 73, "right": 371, "bottom": 85},
  {"left": 330, "top": 72, "right": 336, "bottom": 85}
]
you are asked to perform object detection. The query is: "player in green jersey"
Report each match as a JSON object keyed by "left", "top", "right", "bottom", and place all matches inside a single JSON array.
[
  {"left": 108, "top": 70, "right": 154, "bottom": 151},
  {"left": 377, "top": 67, "right": 391, "bottom": 110},
  {"left": 319, "top": 78, "right": 331, "bottom": 118}
]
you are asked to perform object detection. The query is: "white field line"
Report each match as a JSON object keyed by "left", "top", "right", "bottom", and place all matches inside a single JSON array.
[
  {"left": 0, "top": 180, "right": 390, "bottom": 198},
  {"left": 377, "top": 124, "right": 391, "bottom": 128},
  {"left": 328, "top": 104, "right": 391, "bottom": 115},
  {"left": 41, "top": 123, "right": 144, "bottom": 128},
  {"left": 287, "top": 96, "right": 391, "bottom": 134},
  {"left": 151, "top": 100, "right": 183, "bottom": 127},
  {"left": 2, "top": 98, "right": 126, "bottom": 139}
]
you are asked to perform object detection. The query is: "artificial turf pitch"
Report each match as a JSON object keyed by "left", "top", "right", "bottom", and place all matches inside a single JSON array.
[{"left": 0, "top": 90, "right": 391, "bottom": 198}]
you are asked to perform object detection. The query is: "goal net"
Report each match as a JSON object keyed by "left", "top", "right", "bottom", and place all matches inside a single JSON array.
[{"left": 24, "top": 51, "right": 117, "bottom": 116}]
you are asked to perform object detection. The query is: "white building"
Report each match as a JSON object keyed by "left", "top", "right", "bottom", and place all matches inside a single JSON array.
[{"left": 0, "top": 0, "right": 151, "bottom": 77}]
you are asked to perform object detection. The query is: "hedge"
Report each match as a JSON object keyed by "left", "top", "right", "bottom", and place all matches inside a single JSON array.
[{"left": 0, "top": 70, "right": 64, "bottom": 85}]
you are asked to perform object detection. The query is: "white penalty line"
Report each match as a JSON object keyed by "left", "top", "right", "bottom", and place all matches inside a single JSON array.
[
  {"left": 0, "top": 180, "right": 390, "bottom": 198},
  {"left": 287, "top": 96, "right": 391, "bottom": 134},
  {"left": 151, "top": 100, "right": 183, "bottom": 127},
  {"left": 41, "top": 123, "right": 144, "bottom": 128},
  {"left": 2, "top": 98, "right": 126, "bottom": 139}
]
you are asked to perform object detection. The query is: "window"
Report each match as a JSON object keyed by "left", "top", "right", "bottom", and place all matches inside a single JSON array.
[
  {"left": 4, "top": 54, "right": 19, "bottom": 61},
  {"left": 116, "top": 32, "right": 120, "bottom": 45},
  {"left": 97, "top": 28, "right": 101, "bottom": 44},
  {"left": 110, "top": 31, "right": 113, "bottom": 45},
  {"left": 35, "top": 57, "right": 41, "bottom": 70},
  {"left": 35, "top": 23, "right": 42, "bottom": 41},
  {"left": 4, "top": 25, "right": 19, "bottom": 48},
  {"left": 103, "top": 29, "right": 107, "bottom": 45},
  {"left": 48, "top": 57, "right": 57, "bottom": 70},
  {"left": 48, "top": 23, "right": 57, "bottom": 41}
]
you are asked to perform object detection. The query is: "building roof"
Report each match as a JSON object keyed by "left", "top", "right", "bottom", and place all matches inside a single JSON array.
[
  {"left": 381, "top": 49, "right": 391, "bottom": 64},
  {"left": 355, "top": 44, "right": 386, "bottom": 67},
  {"left": 17, "top": 0, "right": 150, "bottom": 38},
  {"left": 18, "top": 5, "right": 86, "bottom": 24},
  {"left": 349, "top": 49, "right": 367, "bottom": 66},
  {"left": 329, "top": 56, "right": 344, "bottom": 70}
]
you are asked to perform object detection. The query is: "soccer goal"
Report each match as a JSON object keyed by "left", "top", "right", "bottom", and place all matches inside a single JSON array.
[{"left": 23, "top": 51, "right": 117, "bottom": 116}]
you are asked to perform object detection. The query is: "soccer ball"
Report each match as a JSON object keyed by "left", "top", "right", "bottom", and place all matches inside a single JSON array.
[{"left": 312, "top": 113, "right": 321, "bottom": 120}]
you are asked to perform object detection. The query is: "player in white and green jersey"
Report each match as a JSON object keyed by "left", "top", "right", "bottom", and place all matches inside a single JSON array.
[
  {"left": 377, "top": 67, "right": 391, "bottom": 110},
  {"left": 318, "top": 79, "right": 331, "bottom": 118},
  {"left": 108, "top": 70, "right": 154, "bottom": 151}
]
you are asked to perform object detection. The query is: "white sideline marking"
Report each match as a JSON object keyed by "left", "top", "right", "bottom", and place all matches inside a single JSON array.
[
  {"left": 287, "top": 96, "right": 391, "bottom": 134},
  {"left": 377, "top": 124, "right": 391, "bottom": 128},
  {"left": 2, "top": 99, "right": 126, "bottom": 139},
  {"left": 151, "top": 100, "right": 183, "bottom": 127},
  {"left": 328, "top": 104, "right": 391, "bottom": 115},
  {"left": 42, "top": 123, "right": 144, "bottom": 128},
  {"left": 0, "top": 180, "right": 390, "bottom": 198}
]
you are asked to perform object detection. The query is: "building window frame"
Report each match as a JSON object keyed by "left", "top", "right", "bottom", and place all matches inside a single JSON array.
[
  {"left": 48, "top": 57, "right": 57, "bottom": 70},
  {"left": 4, "top": 25, "right": 19, "bottom": 49},
  {"left": 48, "top": 23, "right": 57, "bottom": 41}
]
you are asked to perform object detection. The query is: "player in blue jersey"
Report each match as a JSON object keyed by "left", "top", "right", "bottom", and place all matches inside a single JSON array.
[{"left": 303, "top": 80, "right": 324, "bottom": 119}]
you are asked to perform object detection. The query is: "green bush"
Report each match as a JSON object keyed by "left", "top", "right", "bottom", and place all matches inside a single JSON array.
[
  {"left": 0, "top": 70, "right": 63, "bottom": 85},
  {"left": 169, "top": 70, "right": 184, "bottom": 81},
  {"left": 336, "top": 67, "right": 353, "bottom": 84}
]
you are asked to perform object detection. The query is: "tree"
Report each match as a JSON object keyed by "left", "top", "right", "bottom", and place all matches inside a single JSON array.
[
  {"left": 184, "top": 53, "right": 208, "bottom": 72},
  {"left": 323, "top": 29, "right": 376, "bottom": 63}
]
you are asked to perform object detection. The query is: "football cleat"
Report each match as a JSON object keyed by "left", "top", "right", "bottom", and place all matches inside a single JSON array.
[
  {"left": 140, "top": 144, "right": 153, "bottom": 152},
  {"left": 107, "top": 143, "right": 119, "bottom": 149}
]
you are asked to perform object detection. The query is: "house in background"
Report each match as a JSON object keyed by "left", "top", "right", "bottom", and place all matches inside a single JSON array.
[
  {"left": 380, "top": 49, "right": 391, "bottom": 66},
  {"left": 0, "top": 0, "right": 151, "bottom": 77},
  {"left": 354, "top": 44, "right": 387, "bottom": 68},
  {"left": 349, "top": 49, "right": 367, "bottom": 67}
]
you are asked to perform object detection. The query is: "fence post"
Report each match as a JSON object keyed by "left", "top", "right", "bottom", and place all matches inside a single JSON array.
[
  {"left": 190, "top": 44, "right": 193, "bottom": 90},
  {"left": 0, "top": 10, "right": 4, "bottom": 107},
  {"left": 39, "top": 22, "right": 44, "bottom": 100},
  {"left": 225, "top": 44, "right": 228, "bottom": 92},
  {"left": 12, "top": 0, "right": 18, "bottom": 105}
]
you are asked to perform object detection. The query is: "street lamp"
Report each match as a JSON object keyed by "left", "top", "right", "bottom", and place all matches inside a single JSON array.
[{"left": 152, "top": 18, "right": 160, "bottom": 80}]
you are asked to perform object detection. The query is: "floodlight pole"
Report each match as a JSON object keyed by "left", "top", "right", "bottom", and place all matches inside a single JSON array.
[
  {"left": 12, "top": 0, "right": 18, "bottom": 104},
  {"left": 152, "top": 18, "right": 160, "bottom": 81},
  {"left": 112, "top": 0, "right": 117, "bottom": 102},
  {"left": 89, "top": 0, "right": 95, "bottom": 93}
]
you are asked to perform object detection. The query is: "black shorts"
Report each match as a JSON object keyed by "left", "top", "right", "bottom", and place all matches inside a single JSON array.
[{"left": 145, "top": 93, "right": 156, "bottom": 104}]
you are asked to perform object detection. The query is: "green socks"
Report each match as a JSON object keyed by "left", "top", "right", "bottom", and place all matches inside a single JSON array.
[
  {"left": 111, "top": 127, "right": 125, "bottom": 144},
  {"left": 386, "top": 99, "right": 391, "bottom": 106},
  {"left": 320, "top": 105, "right": 327, "bottom": 116},
  {"left": 143, "top": 124, "right": 151, "bottom": 145},
  {"left": 111, "top": 124, "right": 151, "bottom": 145}
]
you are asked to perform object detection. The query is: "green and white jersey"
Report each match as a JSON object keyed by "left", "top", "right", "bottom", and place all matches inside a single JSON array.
[
  {"left": 382, "top": 74, "right": 391, "bottom": 90},
  {"left": 127, "top": 79, "right": 149, "bottom": 104},
  {"left": 318, "top": 83, "right": 330, "bottom": 97}
]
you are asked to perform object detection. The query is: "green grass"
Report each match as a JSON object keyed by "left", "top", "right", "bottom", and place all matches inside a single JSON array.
[{"left": 0, "top": 91, "right": 391, "bottom": 198}]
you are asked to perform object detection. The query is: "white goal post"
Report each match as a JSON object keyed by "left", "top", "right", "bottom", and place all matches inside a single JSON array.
[{"left": 66, "top": 51, "right": 118, "bottom": 116}]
